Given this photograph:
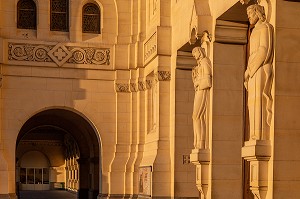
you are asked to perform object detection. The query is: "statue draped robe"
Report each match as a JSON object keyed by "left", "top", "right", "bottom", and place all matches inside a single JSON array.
[
  {"left": 245, "top": 22, "right": 273, "bottom": 140},
  {"left": 192, "top": 57, "right": 212, "bottom": 149}
]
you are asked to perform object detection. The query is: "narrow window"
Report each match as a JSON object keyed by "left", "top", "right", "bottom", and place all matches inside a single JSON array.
[
  {"left": 17, "top": 0, "right": 37, "bottom": 30},
  {"left": 50, "top": 0, "right": 69, "bottom": 31},
  {"left": 82, "top": 3, "right": 100, "bottom": 34}
]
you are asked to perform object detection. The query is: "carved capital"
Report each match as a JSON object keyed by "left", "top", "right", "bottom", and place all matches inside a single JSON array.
[
  {"left": 115, "top": 83, "right": 130, "bottom": 93},
  {"left": 138, "top": 81, "right": 147, "bottom": 91},
  {"left": 146, "top": 79, "right": 153, "bottom": 89},
  {"left": 157, "top": 71, "right": 171, "bottom": 81},
  {"left": 130, "top": 83, "right": 138, "bottom": 92}
]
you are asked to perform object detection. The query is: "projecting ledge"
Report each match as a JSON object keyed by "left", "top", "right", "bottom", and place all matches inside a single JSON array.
[
  {"left": 190, "top": 149, "right": 210, "bottom": 164},
  {"left": 242, "top": 140, "right": 271, "bottom": 160}
]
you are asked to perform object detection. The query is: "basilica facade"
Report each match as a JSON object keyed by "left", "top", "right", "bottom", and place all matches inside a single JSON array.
[{"left": 0, "top": 0, "right": 299, "bottom": 199}]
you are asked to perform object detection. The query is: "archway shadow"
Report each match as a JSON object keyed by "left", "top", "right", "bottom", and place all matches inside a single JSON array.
[{"left": 16, "top": 108, "right": 101, "bottom": 199}]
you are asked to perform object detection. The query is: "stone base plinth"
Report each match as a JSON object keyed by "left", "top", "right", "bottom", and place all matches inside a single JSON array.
[
  {"left": 242, "top": 140, "right": 271, "bottom": 160},
  {"left": 190, "top": 149, "right": 210, "bottom": 164},
  {"left": 190, "top": 149, "right": 210, "bottom": 199},
  {"left": 242, "top": 140, "right": 271, "bottom": 199}
]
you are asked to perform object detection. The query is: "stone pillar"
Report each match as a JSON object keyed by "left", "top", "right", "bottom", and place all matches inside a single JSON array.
[
  {"left": 242, "top": 140, "right": 271, "bottom": 199},
  {"left": 190, "top": 149, "right": 210, "bottom": 199}
]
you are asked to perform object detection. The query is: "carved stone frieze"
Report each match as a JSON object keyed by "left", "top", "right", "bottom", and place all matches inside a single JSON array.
[
  {"left": 130, "top": 83, "right": 139, "bottom": 92},
  {"left": 115, "top": 80, "right": 155, "bottom": 92},
  {"left": 8, "top": 42, "right": 110, "bottom": 67},
  {"left": 157, "top": 71, "right": 171, "bottom": 81},
  {"left": 115, "top": 83, "right": 130, "bottom": 93},
  {"left": 146, "top": 79, "right": 153, "bottom": 89},
  {"left": 138, "top": 81, "right": 147, "bottom": 91}
]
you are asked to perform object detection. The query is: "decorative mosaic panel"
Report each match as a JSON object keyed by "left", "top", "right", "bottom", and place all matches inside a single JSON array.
[{"left": 8, "top": 42, "right": 110, "bottom": 67}]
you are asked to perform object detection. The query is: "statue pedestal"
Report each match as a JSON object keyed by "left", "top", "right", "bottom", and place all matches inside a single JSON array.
[
  {"left": 242, "top": 140, "right": 271, "bottom": 199},
  {"left": 190, "top": 149, "right": 210, "bottom": 199}
]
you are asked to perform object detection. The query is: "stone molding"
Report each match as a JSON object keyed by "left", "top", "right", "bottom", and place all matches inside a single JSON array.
[
  {"left": 144, "top": 32, "right": 157, "bottom": 63},
  {"left": 8, "top": 42, "right": 110, "bottom": 67},
  {"left": 215, "top": 20, "right": 248, "bottom": 44}
]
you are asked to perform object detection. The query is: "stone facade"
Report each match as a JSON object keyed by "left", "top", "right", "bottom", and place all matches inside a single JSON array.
[{"left": 0, "top": 0, "right": 299, "bottom": 199}]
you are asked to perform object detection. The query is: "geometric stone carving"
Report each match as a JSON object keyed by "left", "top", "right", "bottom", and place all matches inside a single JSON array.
[
  {"left": 115, "top": 83, "right": 130, "bottom": 93},
  {"left": 138, "top": 81, "right": 147, "bottom": 91},
  {"left": 8, "top": 42, "right": 110, "bottom": 67},
  {"left": 146, "top": 79, "right": 153, "bottom": 90},
  {"left": 144, "top": 32, "right": 157, "bottom": 62},
  {"left": 48, "top": 43, "right": 72, "bottom": 66},
  {"left": 130, "top": 83, "right": 139, "bottom": 92},
  {"left": 157, "top": 71, "right": 171, "bottom": 81},
  {"left": 115, "top": 81, "right": 154, "bottom": 93}
]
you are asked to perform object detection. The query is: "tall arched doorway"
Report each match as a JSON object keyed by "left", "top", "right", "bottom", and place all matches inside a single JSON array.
[{"left": 16, "top": 108, "right": 101, "bottom": 199}]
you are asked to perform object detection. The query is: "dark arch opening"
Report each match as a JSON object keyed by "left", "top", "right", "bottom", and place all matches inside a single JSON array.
[
  {"left": 82, "top": 3, "right": 101, "bottom": 34},
  {"left": 16, "top": 108, "right": 101, "bottom": 199},
  {"left": 17, "top": 0, "right": 37, "bottom": 30}
]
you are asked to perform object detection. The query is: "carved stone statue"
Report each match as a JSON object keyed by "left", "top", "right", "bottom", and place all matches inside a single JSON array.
[
  {"left": 192, "top": 47, "right": 212, "bottom": 149},
  {"left": 244, "top": 4, "right": 273, "bottom": 140}
]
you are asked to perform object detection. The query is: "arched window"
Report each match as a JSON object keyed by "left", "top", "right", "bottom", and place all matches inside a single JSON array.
[
  {"left": 82, "top": 3, "right": 101, "bottom": 34},
  {"left": 17, "top": 0, "right": 37, "bottom": 30},
  {"left": 50, "top": 0, "right": 69, "bottom": 32}
]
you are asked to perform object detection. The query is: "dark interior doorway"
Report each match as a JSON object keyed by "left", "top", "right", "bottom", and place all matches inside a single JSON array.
[{"left": 16, "top": 108, "right": 101, "bottom": 199}]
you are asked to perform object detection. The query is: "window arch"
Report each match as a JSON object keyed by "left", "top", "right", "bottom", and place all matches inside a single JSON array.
[
  {"left": 82, "top": 3, "right": 101, "bottom": 34},
  {"left": 17, "top": 0, "right": 37, "bottom": 30},
  {"left": 50, "top": 0, "right": 69, "bottom": 32}
]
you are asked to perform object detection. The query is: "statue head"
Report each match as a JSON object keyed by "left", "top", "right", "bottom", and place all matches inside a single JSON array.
[
  {"left": 247, "top": 4, "right": 266, "bottom": 25},
  {"left": 192, "top": 47, "right": 206, "bottom": 61}
]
